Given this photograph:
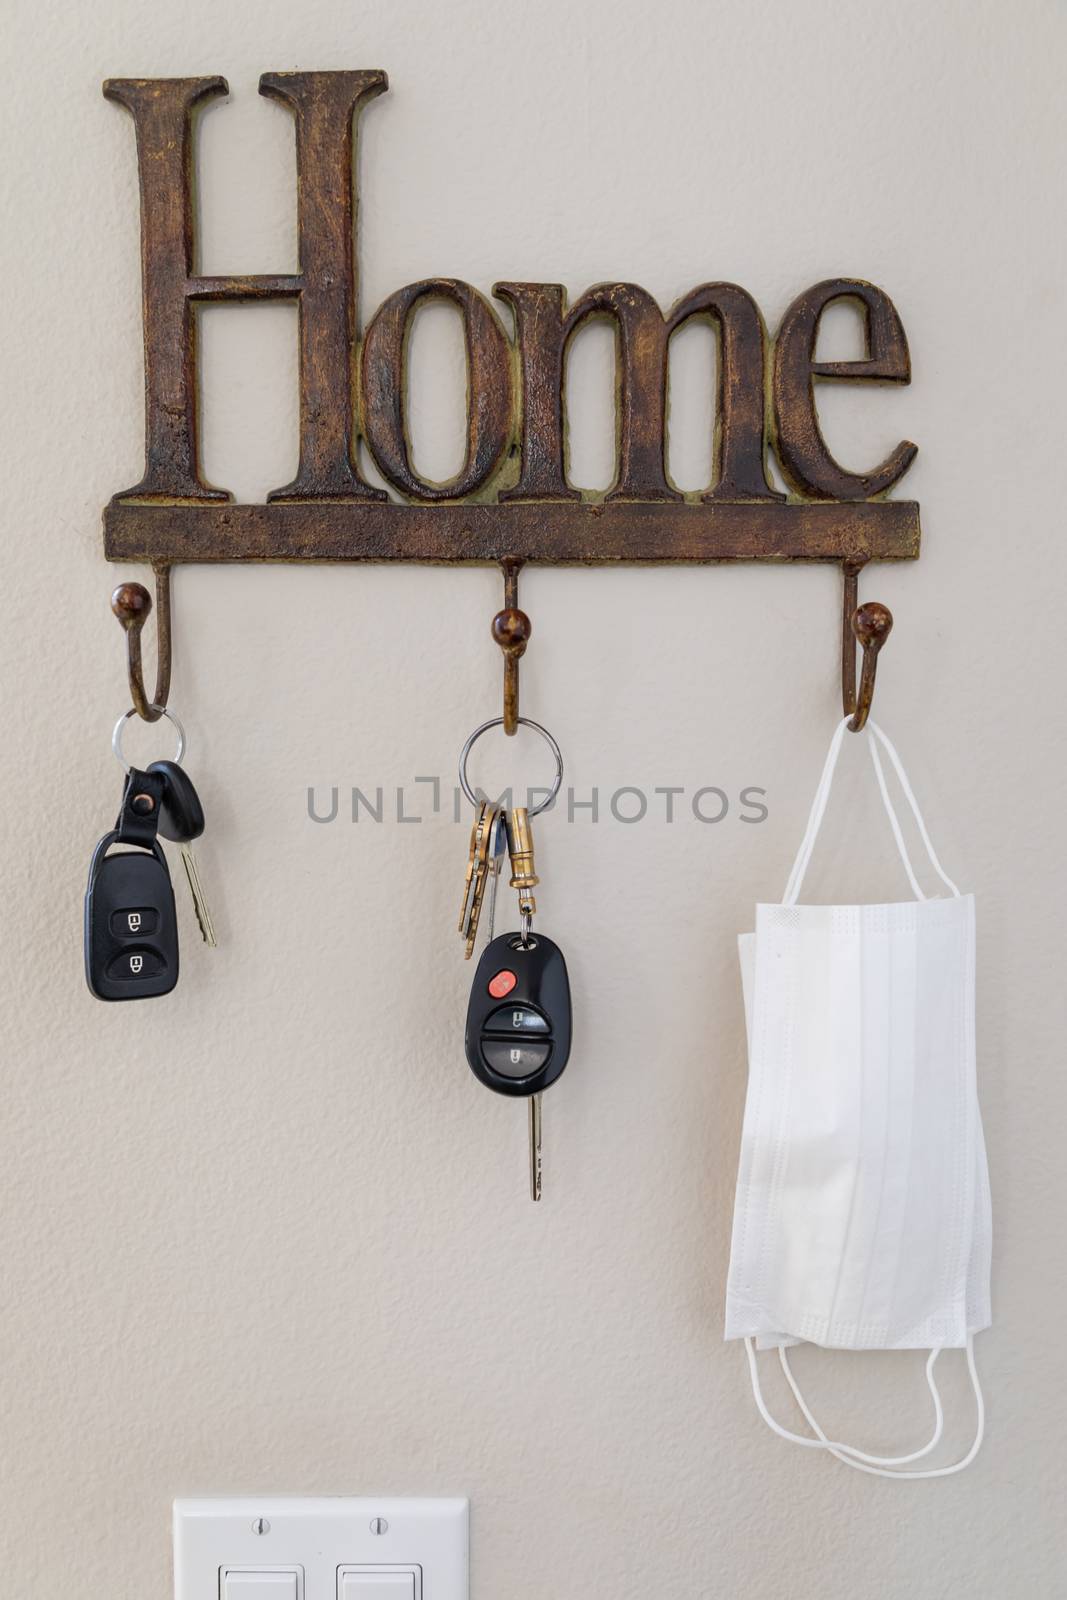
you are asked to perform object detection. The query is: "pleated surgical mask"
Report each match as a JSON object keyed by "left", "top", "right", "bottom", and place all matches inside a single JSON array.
[{"left": 725, "top": 717, "right": 992, "bottom": 1478}]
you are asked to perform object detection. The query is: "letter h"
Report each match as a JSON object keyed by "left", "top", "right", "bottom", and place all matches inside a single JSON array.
[{"left": 104, "top": 72, "right": 388, "bottom": 502}]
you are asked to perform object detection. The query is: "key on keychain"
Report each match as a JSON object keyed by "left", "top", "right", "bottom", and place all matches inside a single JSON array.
[
  {"left": 85, "top": 766, "right": 179, "bottom": 1001},
  {"left": 147, "top": 760, "right": 218, "bottom": 947},
  {"left": 482, "top": 806, "right": 509, "bottom": 948},
  {"left": 464, "top": 930, "right": 571, "bottom": 1201},
  {"left": 458, "top": 799, "right": 499, "bottom": 958},
  {"left": 507, "top": 805, "right": 543, "bottom": 1190},
  {"left": 465, "top": 807, "right": 570, "bottom": 1200}
]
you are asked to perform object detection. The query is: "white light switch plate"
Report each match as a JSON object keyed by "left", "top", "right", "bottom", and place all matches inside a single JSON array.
[{"left": 174, "top": 1497, "right": 468, "bottom": 1600}]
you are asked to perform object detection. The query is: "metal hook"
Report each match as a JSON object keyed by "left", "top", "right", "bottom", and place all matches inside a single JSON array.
[
  {"left": 111, "top": 565, "right": 172, "bottom": 722},
  {"left": 841, "top": 562, "right": 892, "bottom": 732},
  {"left": 491, "top": 559, "right": 531, "bottom": 736}
]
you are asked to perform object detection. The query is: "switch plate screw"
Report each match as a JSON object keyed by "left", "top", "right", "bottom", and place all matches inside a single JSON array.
[
  {"left": 251, "top": 1518, "right": 271, "bottom": 1535},
  {"left": 370, "top": 1517, "right": 388, "bottom": 1535}
]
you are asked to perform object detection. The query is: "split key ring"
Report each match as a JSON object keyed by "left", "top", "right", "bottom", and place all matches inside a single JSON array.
[{"left": 458, "top": 717, "right": 563, "bottom": 814}]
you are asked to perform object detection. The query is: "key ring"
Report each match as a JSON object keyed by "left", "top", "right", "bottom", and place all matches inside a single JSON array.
[
  {"left": 459, "top": 716, "right": 563, "bottom": 814},
  {"left": 112, "top": 704, "right": 186, "bottom": 771}
]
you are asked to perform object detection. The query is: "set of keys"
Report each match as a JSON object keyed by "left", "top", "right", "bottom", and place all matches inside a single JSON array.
[
  {"left": 459, "top": 800, "right": 571, "bottom": 1201},
  {"left": 85, "top": 726, "right": 217, "bottom": 1000}
]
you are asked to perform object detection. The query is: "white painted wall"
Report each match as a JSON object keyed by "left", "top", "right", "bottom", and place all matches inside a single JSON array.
[{"left": 2, "top": 1, "right": 1064, "bottom": 1595}]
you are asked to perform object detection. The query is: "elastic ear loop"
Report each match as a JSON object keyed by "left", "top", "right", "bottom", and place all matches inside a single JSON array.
[
  {"left": 784, "top": 716, "right": 961, "bottom": 907},
  {"left": 867, "top": 720, "right": 961, "bottom": 898},
  {"left": 776, "top": 1337, "right": 985, "bottom": 1480},
  {"left": 744, "top": 1338, "right": 947, "bottom": 1468},
  {"left": 782, "top": 716, "right": 851, "bottom": 904},
  {"left": 866, "top": 732, "right": 926, "bottom": 901}
]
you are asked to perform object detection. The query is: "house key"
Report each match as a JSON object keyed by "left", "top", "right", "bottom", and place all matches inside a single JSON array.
[
  {"left": 148, "top": 760, "right": 218, "bottom": 947},
  {"left": 458, "top": 799, "right": 499, "bottom": 958}
]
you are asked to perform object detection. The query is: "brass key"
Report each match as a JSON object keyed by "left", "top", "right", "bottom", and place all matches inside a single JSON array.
[
  {"left": 179, "top": 844, "right": 218, "bottom": 947},
  {"left": 459, "top": 800, "right": 499, "bottom": 957},
  {"left": 458, "top": 799, "right": 491, "bottom": 932}
]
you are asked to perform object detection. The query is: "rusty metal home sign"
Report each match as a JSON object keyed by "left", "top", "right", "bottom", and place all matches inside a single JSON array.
[{"left": 102, "top": 70, "right": 920, "bottom": 568}]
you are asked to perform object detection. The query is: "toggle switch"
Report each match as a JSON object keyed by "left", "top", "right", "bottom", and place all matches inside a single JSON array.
[
  {"left": 338, "top": 1566, "right": 420, "bottom": 1600},
  {"left": 222, "top": 1571, "right": 301, "bottom": 1600}
]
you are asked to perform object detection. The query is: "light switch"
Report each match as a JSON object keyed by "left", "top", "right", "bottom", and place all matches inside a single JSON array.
[
  {"left": 339, "top": 1567, "right": 419, "bottom": 1600},
  {"left": 175, "top": 1499, "right": 465, "bottom": 1600},
  {"left": 223, "top": 1570, "right": 301, "bottom": 1600}
]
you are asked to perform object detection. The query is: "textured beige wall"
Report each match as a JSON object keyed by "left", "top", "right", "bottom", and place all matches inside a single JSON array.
[{"left": 2, "top": 1, "right": 1064, "bottom": 1595}]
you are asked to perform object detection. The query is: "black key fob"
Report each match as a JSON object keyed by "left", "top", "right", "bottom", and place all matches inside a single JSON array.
[
  {"left": 465, "top": 931, "right": 571, "bottom": 1096},
  {"left": 85, "top": 766, "right": 179, "bottom": 1001},
  {"left": 84, "top": 835, "right": 179, "bottom": 1000}
]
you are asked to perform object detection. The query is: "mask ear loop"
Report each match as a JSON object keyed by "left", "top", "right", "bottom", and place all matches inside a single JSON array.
[
  {"left": 775, "top": 1336, "right": 985, "bottom": 1480},
  {"left": 867, "top": 720, "right": 961, "bottom": 898},
  {"left": 783, "top": 716, "right": 961, "bottom": 907},
  {"left": 866, "top": 731, "right": 926, "bottom": 900},
  {"left": 782, "top": 716, "right": 852, "bottom": 905},
  {"left": 744, "top": 1338, "right": 947, "bottom": 1467}
]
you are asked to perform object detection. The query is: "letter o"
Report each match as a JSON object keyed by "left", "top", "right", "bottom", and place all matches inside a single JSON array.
[
  {"left": 610, "top": 786, "right": 648, "bottom": 824},
  {"left": 692, "top": 787, "right": 729, "bottom": 823},
  {"left": 361, "top": 278, "right": 513, "bottom": 500}
]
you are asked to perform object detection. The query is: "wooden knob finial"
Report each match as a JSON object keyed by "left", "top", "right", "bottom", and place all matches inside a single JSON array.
[
  {"left": 492, "top": 607, "right": 532, "bottom": 657},
  {"left": 111, "top": 581, "right": 152, "bottom": 632},
  {"left": 852, "top": 601, "right": 893, "bottom": 654}
]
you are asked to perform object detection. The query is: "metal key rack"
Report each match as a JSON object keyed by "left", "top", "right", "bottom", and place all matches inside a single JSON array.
[{"left": 102, "top": 69, "right": 918, "bottom": 738}]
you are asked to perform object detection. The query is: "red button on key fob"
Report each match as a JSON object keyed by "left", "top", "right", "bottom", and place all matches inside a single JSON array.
[{"left": 488, "top": 969, "right": 517, "bottom": 999}]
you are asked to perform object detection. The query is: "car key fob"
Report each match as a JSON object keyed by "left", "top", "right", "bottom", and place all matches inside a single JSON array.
[
  {"left": 84, "top": 766, "right": 179, "bottom": 1001},
  {"left": 465, "top": 931, "right": 571, "bottom": 1096}
]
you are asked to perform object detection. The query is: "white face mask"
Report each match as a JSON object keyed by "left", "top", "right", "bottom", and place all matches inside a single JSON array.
[{"left": 725, "top": 717, "right": 992, "bottom": 1478}]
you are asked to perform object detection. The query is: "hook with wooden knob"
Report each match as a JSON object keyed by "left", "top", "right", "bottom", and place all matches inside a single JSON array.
[
  {"left": 841, "top": 562, "right": 892, "bottom": 733},
  {"left": 111, "top": 565, "right": 172, "bottom": 723}
]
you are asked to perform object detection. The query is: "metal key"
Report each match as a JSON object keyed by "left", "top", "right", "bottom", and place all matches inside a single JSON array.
[
  {"left": 506, "top": 809, "right": 550, "bottom": 1196},
  {"left": 509, "top": 806, "right": 542, "bottom": 1198},
  {"left": 483, "top": 807, "right": 508, "bottom": 946},
  {"left": 528, "top": 1093, "right": 543, "bottom": 1203},
  {"left": 464, "top": 929, "right": 571, "bottom": 1203},
  {"left": 459, "top": 799, "right": 499, "bottom": 957},
  {"left": 488, "top": 810, "right": 541, "bottom": 1197},
  {"left": 147, "top": 760, "right": 218, "bottom": 947},
  {"left": 458, "top": 799, "right": 488, "bottom": 938}
]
